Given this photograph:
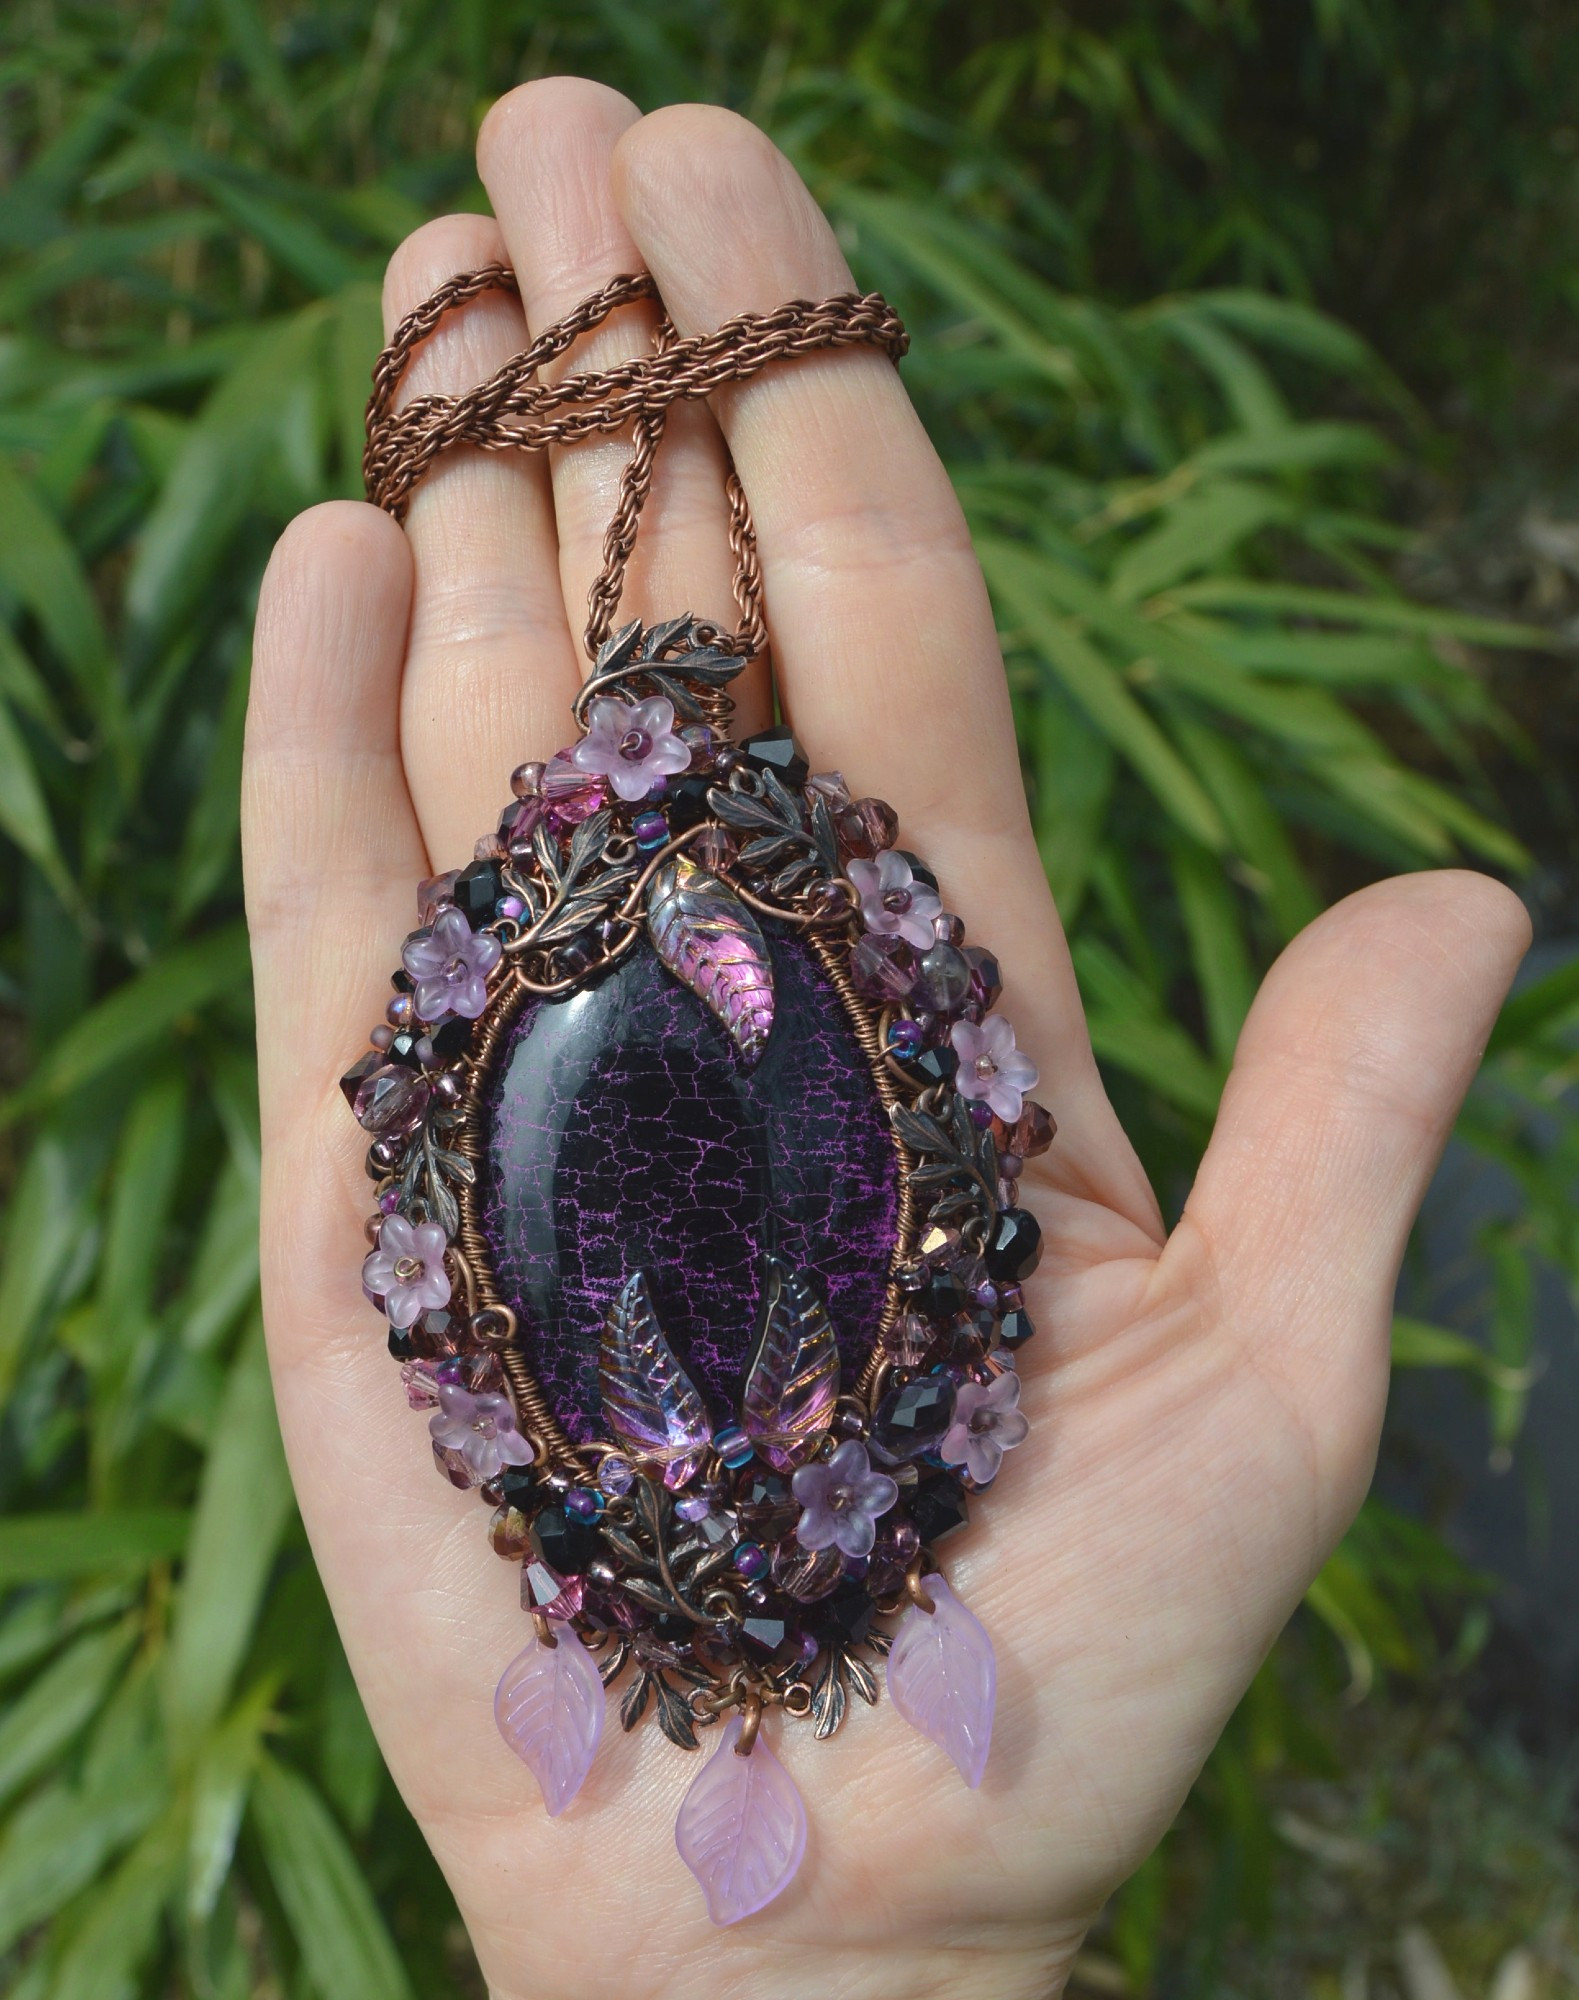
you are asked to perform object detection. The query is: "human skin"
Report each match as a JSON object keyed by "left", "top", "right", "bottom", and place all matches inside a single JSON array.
[{"left": 241, "top": 77, "right": 1531, "bottom": 2000}]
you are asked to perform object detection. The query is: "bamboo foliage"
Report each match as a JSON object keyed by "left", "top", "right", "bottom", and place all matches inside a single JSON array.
[{"left": 0, "top": 5, "right": 1574, "bottom": 1993}]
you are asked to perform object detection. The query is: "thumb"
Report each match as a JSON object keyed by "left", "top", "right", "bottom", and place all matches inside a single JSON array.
[{"left": 1165, "top": 868, "right": 1530, "bottom": 1538}]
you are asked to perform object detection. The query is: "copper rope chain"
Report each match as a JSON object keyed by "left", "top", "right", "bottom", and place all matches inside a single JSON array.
[{"left": 363, "top": 266, "right": 909, "bottom": 664}]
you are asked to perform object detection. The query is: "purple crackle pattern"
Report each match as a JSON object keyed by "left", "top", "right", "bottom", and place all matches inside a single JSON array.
[{"left": 479, "top": 932, "right": 900, "bottom": 1440}]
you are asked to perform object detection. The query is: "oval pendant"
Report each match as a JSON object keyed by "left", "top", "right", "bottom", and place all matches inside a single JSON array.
[{"left": 343, "top": 617, "right": 1054, "bottom": 1913}]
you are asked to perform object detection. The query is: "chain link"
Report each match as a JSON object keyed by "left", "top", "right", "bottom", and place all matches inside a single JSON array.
[{"left": 363, "top": 265, "right": 907, "bottom": 663}]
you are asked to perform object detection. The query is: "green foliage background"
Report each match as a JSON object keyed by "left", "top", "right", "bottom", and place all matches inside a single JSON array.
[{"left": 1, "top": 4, "right": 1576, "bottom": 1994}]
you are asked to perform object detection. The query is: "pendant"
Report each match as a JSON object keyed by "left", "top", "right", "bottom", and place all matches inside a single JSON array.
[{"left": 342, "top": 617, "right": 1053, "bottom": 1923}]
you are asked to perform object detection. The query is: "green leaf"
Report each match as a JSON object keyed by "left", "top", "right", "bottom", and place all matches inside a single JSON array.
[
  {"left": 43, "top": 1803, "right": 185, "bottom": 2000},
  {"left": 1486, "top": 950, "right": 1579, "bottom": 1055},
  {"left": 1109, "top": 478, "right": 1289, "bottom": 602},
  {"left": 1167, "top": 713, "right": 1319, "bottom": 939},
  {"left": 173, "top": 642, "right": 250, "bottom": 923},
  {"left": 124, "top": 310, "right": 326, "bottom": 665},
  {"left": 0, "top": 453, "right": 112, "bottom": 703},
  {"left": 1391, "top": 1316, "right": 1531, "bottom": 1391},
  {"left": 0, "top": 692, "right": 75, "bottom": 908},
  {"left": 0, "top": 1110, "right": 111, "bottom": 1400},
  {"left": 162, "top": 1321, "right": 293, "bottom": 1759},
  {"left": 95, "top": 1070, "right": 187, "bottom": 1340},
  {"left": 0, "top": 1511, "right": 190, "bottom": 1585},
  {"left": 0, "top": 1619, "right": 136, "bottom": 1812},
  {"left": 251, "top": 1756, "right": 417, "bottom": 2000},
  {"left": 1074, "top": 938, "right": 1227, "bottom": 1120},
  {"left": 176, "top": 1152, "right": 260, "bottom": 1354},
  {"left": 1165, "top": 576, "right": 1552, "bottom": 648},
  {"left": 0, "top": 923, "right": 252, "bottom": 1129},
  {"left": 1031, "top": 684, "right": 1114, "bottom": 925},
  {"left": 188, "top": 1678, "right": 277, "bottom": 1926},
  {"left": 979, "top": 537, "right": 1227, "bottom": 848},
  {"left": 1170, "top": 839, "right": 1256, "bottom": 1063},
  {"left": 0, "top": 1667, "right": 166, "bottom": 1954}
]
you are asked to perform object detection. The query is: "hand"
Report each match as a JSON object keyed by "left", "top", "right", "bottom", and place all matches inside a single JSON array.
[{"left": 241, "top": 79, "right": 1529, "bottom": 2000}]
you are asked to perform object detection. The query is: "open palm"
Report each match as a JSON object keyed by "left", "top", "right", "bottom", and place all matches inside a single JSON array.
[{"left": 241, "top": 79, "right": 1528, "bottom": 2000}]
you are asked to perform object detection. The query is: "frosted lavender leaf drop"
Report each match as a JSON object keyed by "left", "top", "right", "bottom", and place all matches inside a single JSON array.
[
  {"left": 675, "top": 1713, "right": 807, "bottom": 1925},
  {"left": 886, "top": 1572, "right": 996, "bottom": 1788},
  {"left": 494, "top": 1624, "right": 605, "bottom": 1817}
]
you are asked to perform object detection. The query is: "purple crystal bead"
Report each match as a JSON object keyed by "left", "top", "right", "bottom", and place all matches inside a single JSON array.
[{"left": 850, "top": 931, "right": 917, "bottom": 1002}]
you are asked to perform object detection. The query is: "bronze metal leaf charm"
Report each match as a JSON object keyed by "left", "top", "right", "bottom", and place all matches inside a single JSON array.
[
  {"left": 646, "top": 856, "right": 775, "bottom": 1065},
  {"left": 598, "top": 1272, "right": 711, "bottom": 1490},
  {"left": 740, "top": 1258, "right": 840, "bottom": 1472}
]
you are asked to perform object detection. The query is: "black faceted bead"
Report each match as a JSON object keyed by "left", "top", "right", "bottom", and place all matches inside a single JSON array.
[
  {"left": 998, "top": 1305, "right": 1037, "bottom": 1349},
  {"left": 984, "top": 1207, "right": 1044, "bottom": 1285},
  {"left": 871, "top": 1373, "right": 957, "bottom": 1464},
  {"left": 529, "top": 1502, "right": 601, "bottom": 1576},
  {"left": 453, "top": 859, "right": 503, "bottom": 927},
  {"left": 498, "top": 1464, "right": 538, "bottom": 1511},
  {"left": 907, "top": 1471, "right": 970, "bottom": 1546},
  {"left": 384, "top": 1029, "right": 422, "bottom": 1068},
  {"left": 908, "top": 1044, "right": 959, "bottom": 1088},
  {"left": 740, "top": 1607, "right": 800, "bottom": 1659},
  {"left": 897, "top": 851, "right": 940, "bottom": 893},
  {"left": 920, "top": 1271, "right": 968, "bottom": 1323},
  {"left": 810, "top": 1580, "right": 878, "bottom": 1650},
  {"left": 740, "top": 726, "right": 809, "bottom": 792},
  {"left": 386, "top": 1325, "right": 414, "bottom": 1361},
  {"left": 428, "top": 1015, "right": 473, "bottom": 1062},
  {"left": 665, "top": 772, "right": 714, "bottom": 830}
]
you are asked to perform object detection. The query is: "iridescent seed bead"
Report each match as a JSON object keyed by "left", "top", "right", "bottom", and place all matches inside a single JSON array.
[
  {"left": 510, "top": 760, "right": 546, "bottom": 799},
  {"left": 933, "top": 911, "right": 966, "bottom": 946},
  {"left": 712, "top": 1423, "right": 755, "bottom": 1470},
  {"left": 632, "top": 810, "right": 668, "bottom": 850},
  {"left": 565, "top": 1487, "right": 604, "bottom": 1522},
  {"left": 386, "top": 991, "right": 414, "bottom": 1028},
  {"left": 967, "top": 1098, "right": 994, "bottom": 1130},
  {"left": 885, "top": 1017, "right": 924, "bottom": 1060},
  {"left": 733, "top": 1541, "right": 769, "bottom": 1580},
  {"left": 497, "top": 894, "right": 525, "bottom": 921}
]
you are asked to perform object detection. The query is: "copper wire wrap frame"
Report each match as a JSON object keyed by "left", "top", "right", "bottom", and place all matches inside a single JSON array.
[{"left": 449, "top": 911, "right": 920, "bottom": 1471}]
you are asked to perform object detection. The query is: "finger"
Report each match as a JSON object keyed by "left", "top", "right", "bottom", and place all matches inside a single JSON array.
[
  {"left": 383, "top": 213, "right": 583, "bottom": 869},
  {"left": 245, "top": 505, "right": 571, "bottom": 1863},
  {"left": 244, "top": 500, "right": 426, "bottom": 1142},
  {"left": 612, "top": 105, "right": 1155, "bottom": 1229},
  {"left": 1169, "top": 869, "right": 1530, "bottom": 1531},
  {"left": 477, "top": 80, "right": 771, "bottom": 733}
]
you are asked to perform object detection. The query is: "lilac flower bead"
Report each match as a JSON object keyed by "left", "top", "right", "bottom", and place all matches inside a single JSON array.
[
  {"left": 951, "top": 1014, "right": 1039, "bottom": 1124},
  {"left": 429, "top": 1383, "right": 536, "bottom": 1482},
  {"left": 792, "top": 1439, "right": 899, "bottom": 1560},
  {"left": 403, "top": 906, "right": 502, "bottom": 1024},
  {"left": 940, "top": 1370, "right": 1030, "bottom": 1485},
  {"left": 847, "top": 850, "right": 941, "bottom": 951},
  {"left": 362, "top": 1215, "right": 450, "bottom": 1329},
  {"left": 569, "top": 694, "right": 691, "bottom": 803}
]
